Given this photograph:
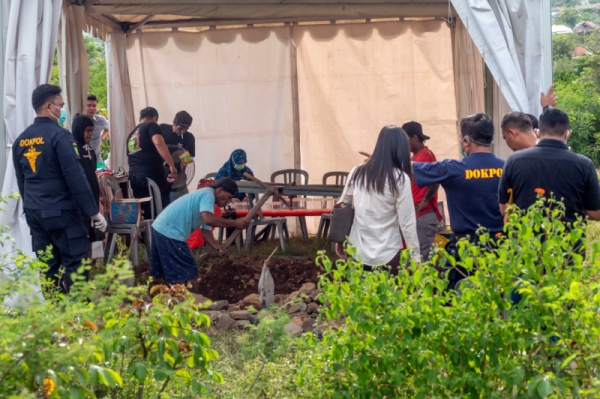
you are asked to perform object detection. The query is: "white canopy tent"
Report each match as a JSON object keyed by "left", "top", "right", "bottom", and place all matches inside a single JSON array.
[{"left": 0, "top": 0, "right": 552, "bottom": 275}]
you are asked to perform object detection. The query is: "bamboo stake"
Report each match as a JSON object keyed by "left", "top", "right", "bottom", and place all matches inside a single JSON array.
[
  {"left": 197, "top": 186, "right": 276, "bottom": 260},
  {"left": 243, "top": 172, "right": 292, "bottom": 209}
]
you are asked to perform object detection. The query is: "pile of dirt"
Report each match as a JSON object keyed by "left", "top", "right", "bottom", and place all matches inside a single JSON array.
[{"left": 197, "top": 255, "right": 322, "bottom": 303}]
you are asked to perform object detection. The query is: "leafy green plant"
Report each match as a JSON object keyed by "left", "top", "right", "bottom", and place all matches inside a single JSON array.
[
  {"left": 0, "top": 257, "right": 131, "bottom": 398},
  {"left": 299, "top": 199, "right": 600, "bottom": 398},
  {"left": 0, "top": 197, "right": 221, "bottom": 399},
  {"left": 0, "top": 263, "right": 223, "bottom": 398},
  {"left": 96, "top": 284, "right": 222, "bottom": 398}
]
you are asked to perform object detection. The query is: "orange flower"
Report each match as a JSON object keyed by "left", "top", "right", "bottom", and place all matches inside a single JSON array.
[
  {"left": 495, "top": 232, "right": 502, "bottom": 237},
  {"left": 534, "top": 188, "right": 546, "bottom": 195},
  {"left": 43, "top": 378, "right": 55, "bottom": 396}
]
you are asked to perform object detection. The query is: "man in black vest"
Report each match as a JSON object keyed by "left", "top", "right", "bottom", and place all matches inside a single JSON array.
[{"left": 13, "top": 84, "right": 107, "bottom": 292}]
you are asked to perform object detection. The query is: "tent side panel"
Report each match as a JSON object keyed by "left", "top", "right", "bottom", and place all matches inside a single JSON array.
[
  {"left": 125, "top": 28, "right": 295, "bottom": 184},
  {"left": 295, "top": 20, "right": 458, "bottom": 180},
  {"left": 107, "top": 32, "right": 135, "bottom": 172},
  {"left": 294, "top": 20, "right": 457, "bottom": 230}
]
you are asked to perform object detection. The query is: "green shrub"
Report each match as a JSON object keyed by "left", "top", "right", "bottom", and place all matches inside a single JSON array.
[
  {"left": 299, "top": 199, "right": 600, "bottom": 398},
  {"left": 0, "top": 220, "right": 221, "bottom": 398}
]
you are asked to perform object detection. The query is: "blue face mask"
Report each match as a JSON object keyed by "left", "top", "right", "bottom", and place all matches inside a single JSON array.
[
  {"left": 58, "top": 108, "right": 66, "bottom": 126},
  {"left": 460, "top": 137, "right": 468, "bottom": 158},
  {"left": 233, "top": 163, "right": 245, "bottom": 171}
]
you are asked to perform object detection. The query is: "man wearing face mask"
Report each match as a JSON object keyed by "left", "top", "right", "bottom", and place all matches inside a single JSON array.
[
  {"left": 499, "top": 108, "right": 600, "bottom": 224},
  {"left": 412, "top": 113, "right": 505, "bottom": 240},
  {"left": 412, "top": 113, "right": 505, "bottom": 290},
  {"left": 13, "top": 84, "right": 107, "bottom": 293}
]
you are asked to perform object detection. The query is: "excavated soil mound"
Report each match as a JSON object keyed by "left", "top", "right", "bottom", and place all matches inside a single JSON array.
[{"left": 197, "top": 255, "right": 322, "bottom": 303}]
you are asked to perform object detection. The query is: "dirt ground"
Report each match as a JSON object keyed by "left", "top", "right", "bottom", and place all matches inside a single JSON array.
[
  {"left": 133, "top": 254, "right": 323, "bottom": 303},
  {"left": 197, "top": 255, "right": 322, "bottom": 302}
]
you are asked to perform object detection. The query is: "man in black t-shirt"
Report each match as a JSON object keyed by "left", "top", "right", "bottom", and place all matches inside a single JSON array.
[
  {"left": 160, "top": 111, "right": 195, "bottom": 201},
  {"left": 498, "top": 108, "right": 600, "bottom": 224},
  {"left": 160, "top": 110, "right": 195, "bottom": 156},
  {"left": 127, "top": 107, "right": 177, "bottom": 215}
]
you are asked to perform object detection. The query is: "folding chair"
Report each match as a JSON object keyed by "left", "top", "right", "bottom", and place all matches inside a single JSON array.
[
  {"left": 271, "top": 169, "right": 309, "bottom": 239},
  {"left": 98, "top": 175, "right": 150, "bottom": 266}
]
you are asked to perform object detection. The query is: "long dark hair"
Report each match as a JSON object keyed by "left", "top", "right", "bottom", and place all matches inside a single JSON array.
[{"left": 351, "top": 125, "right": 412, "bottom": 196}]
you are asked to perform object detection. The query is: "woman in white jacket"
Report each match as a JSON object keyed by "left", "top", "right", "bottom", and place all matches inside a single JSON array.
[{"left": 336, "top": 125, "right": 420, "bottom": 272}]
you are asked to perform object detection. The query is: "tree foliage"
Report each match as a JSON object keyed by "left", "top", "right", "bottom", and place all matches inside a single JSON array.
[
  {"left": 552, "top": 29, "right": 600, "bottom": 166},
  {"left": 556, "top": 7, "right": 581, "bottom": 28},
  {"left": 551, "top": 0, "right": 579, "bottom": 7},
  {"left": 50, "top": 35, "right": 107, "bottom": 118}
]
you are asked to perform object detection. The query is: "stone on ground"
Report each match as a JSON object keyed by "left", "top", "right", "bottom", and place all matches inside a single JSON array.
[
  {"left": 288, "top": 302, "right": 307, "bottom": 314},
  {"left": 299, "top": 282, "right": 316, "bottom": 294},
  {"left": 192, "top": 293, "right": 210, "bottom": 305},
  {"left": 236, "top": 320, "right": 251, "bottom": 329},
  {"left": 217, "top": 314, "right": 236, "bottom": 331},
  {"left": 309, "top": 289, "right": 323, "bottom": 302},
  {"left": 210, "top": 300, "right": 229, "bottom": 311},
  {"left": 284, "top": 321, "right": 303, "bottom": 337},
  {"left": 201, "top": 310, "right": 221, "bottom": 324},
  {"left": 229, "top": 310, "right": 252, "bottom": 320},
  {"left": 306, "top": 303, "right": 319, "bottom": 315},
  {"left": 286, "top": 291, "right": 301, "bottom": 303},
  {"left": 302, "top": 319, "right": 316, "bottom": 333},
  {"left": 242, "top": 293, "right": 262, "bottom": 310}
]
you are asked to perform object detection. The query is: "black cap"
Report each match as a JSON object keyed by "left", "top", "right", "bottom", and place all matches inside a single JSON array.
[
  {"left": 213, "top": 177, "right": 239, "bottom": 196},
  {"left": 402, "top": 121, "right": 430, "bottom": 141},
  {"left": 174, "top": 110, "right": 193, "bottom": 128}
]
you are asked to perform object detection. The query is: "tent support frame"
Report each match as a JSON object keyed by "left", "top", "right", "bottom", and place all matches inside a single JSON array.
[
  {"left": 133, "top": 16, "right": 449, "bottom": 32},
  {"left": 0, "top": 2, "right": 4, "bottom": 189},
  {"left": 289, "top": 23, "right": 301, "bottom": 171}
]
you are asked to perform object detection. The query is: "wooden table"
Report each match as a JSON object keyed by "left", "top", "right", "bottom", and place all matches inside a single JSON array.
[
  {"left": 234, "top": 209, "right": 332, "bottom": 218},
  {"left": 236, "top": 181, "right": 344, "bottom": 197},
  {"left": 236, "top": 181, "right": 343, "bottom": 240}
]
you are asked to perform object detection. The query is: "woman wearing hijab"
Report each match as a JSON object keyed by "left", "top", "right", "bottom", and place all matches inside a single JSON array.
[
  {"left": 215, "top": 149, "right": 254, "bottom": 201},
  {"left": 72, "top": 114, "right": 102, "bottom": 245}
]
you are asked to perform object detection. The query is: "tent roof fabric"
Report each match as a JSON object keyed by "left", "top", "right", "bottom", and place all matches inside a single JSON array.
[{"left": 76, "top": 0, "right": 455, "bottom": 32}]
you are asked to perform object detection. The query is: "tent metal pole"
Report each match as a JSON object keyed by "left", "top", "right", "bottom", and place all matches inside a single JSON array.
[
  {"left": 289, "top": 23, "right": 301, "bottom": 171},
  {"left": 541, "top": 0, "right": 552, "bottom": 89},
  {"left": 0, "top": 0, "right": 6, "bottom": 189}
]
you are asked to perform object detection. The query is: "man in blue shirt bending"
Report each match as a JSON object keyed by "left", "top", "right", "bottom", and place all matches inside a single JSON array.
[{"left": 150, "top": 178, "right": 250, "bottom": 291}]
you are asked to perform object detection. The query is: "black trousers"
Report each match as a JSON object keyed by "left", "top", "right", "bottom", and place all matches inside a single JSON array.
[
  {"left": 129, "top": 172, "right": 171, "bottom": 217},
  {"left": 25, "top": 209, "right": 90, "bottom": 292}
]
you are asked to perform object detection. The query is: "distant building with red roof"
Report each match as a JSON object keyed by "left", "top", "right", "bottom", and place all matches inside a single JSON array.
[{"left": 571, "top": 46, "right": 592, "bottom": 58}]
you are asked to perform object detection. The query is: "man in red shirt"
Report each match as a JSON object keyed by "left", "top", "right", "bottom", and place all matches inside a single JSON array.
[{"left": 403, "top": 121, "right": 442, "bottom": 259}]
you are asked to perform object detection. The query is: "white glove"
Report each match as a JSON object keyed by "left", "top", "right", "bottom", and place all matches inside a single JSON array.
[{"left": 91, "top": 213, "right": 107, "bottom": 232}]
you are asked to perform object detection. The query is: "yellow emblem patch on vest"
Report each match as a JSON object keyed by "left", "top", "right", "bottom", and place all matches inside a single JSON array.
[
  {"left": 72, "top": 142, "right": 79, "bottom": 158},
  {"left": 465, "top": 168, "right": 503, "bottom": 179},
  {"left": 19, "top": 137, "right": 44, "bottom": 147},
  {"left": 24, "top": 146, "right": 41, "bottom": 173}
]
